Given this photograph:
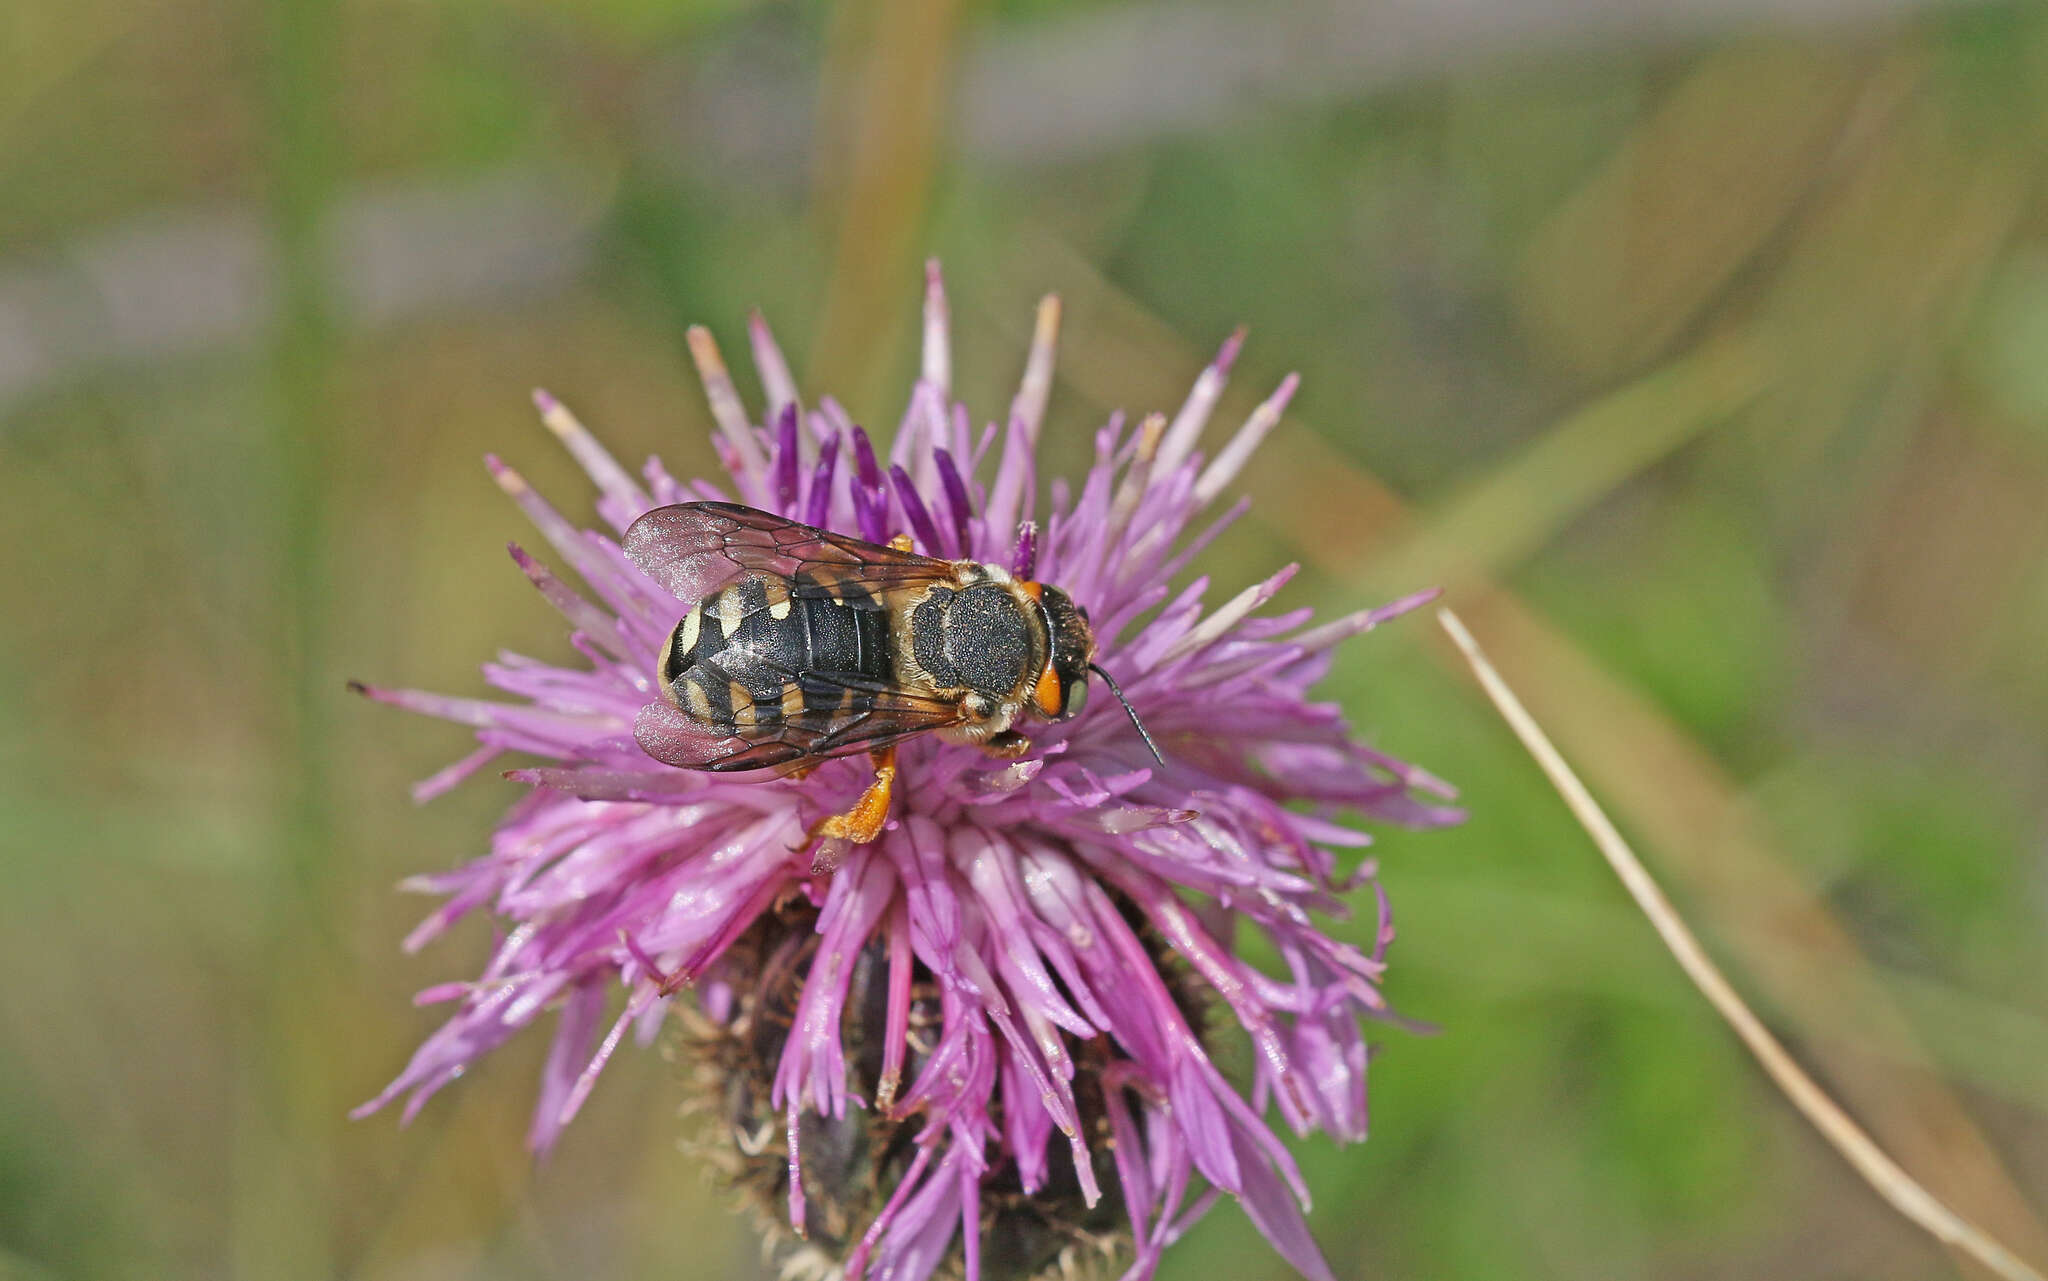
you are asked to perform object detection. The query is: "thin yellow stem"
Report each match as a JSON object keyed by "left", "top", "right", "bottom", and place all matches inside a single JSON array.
[{"left": 1437, "top": 607, "right": 2046, "bottom": 1281}]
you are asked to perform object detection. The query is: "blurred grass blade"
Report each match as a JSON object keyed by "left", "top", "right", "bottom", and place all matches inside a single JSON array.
[
  {"left": 1366, "top": 331, "right": 1769, "bottom": 596},
  {"left": 1438, "top": 606, "right": 2047, "bottom": 1281},
  {"left": 807, "top": 0, "right": 967, "bottom": 415}
]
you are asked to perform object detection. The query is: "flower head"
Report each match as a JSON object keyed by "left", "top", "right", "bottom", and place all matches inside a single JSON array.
[{"left": 356, "top": 265, "right": 1460, "bottom": 1281}]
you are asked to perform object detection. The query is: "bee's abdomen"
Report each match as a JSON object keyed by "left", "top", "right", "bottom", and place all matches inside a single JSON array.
[{"left": 661, "top": 575, "right": 893, "bottom": 728}]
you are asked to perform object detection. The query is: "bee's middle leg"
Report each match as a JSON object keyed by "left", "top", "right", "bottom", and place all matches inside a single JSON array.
[{"left": 806, "top": 746, "right": 898, "bottom": 871}]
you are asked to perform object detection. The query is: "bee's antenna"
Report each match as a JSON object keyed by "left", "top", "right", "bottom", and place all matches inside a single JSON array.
[{"left": 1089, "top": 663, "right": 1165, "bottom": 767}]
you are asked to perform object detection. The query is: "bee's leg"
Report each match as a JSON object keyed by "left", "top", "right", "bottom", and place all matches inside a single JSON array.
[
  {"left": 981, "top": 730, "right": 1032, "bottom": 759},
  {"left": 806, "top": 745, "right": 898, "bottom": 872},
  {"left": 887, "top": 533, "right": 914, "bottom": 553}
]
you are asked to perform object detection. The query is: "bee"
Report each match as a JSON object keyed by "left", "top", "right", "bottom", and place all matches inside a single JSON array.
[{"left": 622, "top": 502, "right": 1159, "bottom": 852}]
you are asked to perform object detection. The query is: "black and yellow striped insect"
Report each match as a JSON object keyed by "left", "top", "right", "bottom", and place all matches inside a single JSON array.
[{"left": 622, "top": 502, "right": 1158, "bottom": 851}]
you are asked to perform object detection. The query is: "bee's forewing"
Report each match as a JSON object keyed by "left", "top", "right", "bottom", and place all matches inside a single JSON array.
[
  {"left": 622, "top": 505, "right": 749, "bottom": 607},
  {"left": 624, "top": 502, "right": 958, "bottom": 609}
]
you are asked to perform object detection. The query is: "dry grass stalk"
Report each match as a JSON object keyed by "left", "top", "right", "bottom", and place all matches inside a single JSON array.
[{"left": 1437, "top": 606, "right": 2046, "bottom": 1281}]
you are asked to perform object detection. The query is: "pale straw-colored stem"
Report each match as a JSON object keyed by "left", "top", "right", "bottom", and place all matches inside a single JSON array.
[{"left": 1437, "top": 607, "right": 2046, "bottom": 1281}]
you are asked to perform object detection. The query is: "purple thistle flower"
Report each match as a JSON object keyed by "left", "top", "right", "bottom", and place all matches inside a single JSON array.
[{"left": 355, "top": 265, "right": 1461, "bottom": 1281}]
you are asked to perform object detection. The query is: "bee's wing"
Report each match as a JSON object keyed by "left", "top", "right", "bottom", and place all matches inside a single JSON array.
[
  {"left": 623, "top": 501, "right": 958, "bottom": 606},
  {"left": 634, "top": 700, "right": 777, "bottom": 771},
  {"left": 784, "top": 669, "right": 970, "bottom": 759},
  {"left": 635, "top": 670, "right": 967, "bottom": 773}
]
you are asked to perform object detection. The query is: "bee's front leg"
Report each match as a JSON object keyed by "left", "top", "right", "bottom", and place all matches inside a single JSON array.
[
  {"left": 981, "top": 730, "right": 1032, "bottom": 759},
  {"left": 805, "top": 745, "right": 898, "bottom": 873}
]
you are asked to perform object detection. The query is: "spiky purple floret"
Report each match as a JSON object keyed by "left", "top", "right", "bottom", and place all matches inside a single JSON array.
[{"left": 357, "top": 267, "right": 1460, "bottom": 1281}]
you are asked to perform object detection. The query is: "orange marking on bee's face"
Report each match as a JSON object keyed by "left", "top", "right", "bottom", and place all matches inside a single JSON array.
[{"left": 1033, "top": 661, "right": 1064, "bottom": 717}]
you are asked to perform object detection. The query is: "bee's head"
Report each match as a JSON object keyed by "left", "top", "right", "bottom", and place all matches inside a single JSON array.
[
  {"left": 1024, "top": 584, "right": 1094, "bottom": 722},
  {"left": 1020, "top": 582, "right": 1166, "bottom": 764}
]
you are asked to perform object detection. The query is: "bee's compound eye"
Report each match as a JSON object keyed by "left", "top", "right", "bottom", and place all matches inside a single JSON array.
[{"left": 1064, "top": 678, "right": 1088, "bottom": 717}]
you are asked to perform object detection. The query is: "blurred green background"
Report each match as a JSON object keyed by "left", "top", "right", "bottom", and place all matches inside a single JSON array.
[{"left": 5, "top": 0, "right": 2048, "bottom": 1277}]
